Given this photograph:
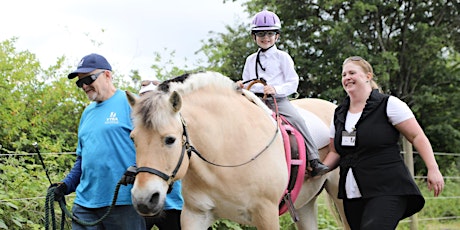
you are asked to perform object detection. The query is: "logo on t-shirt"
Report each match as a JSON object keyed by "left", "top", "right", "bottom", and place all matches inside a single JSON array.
[{"left": 105, "top": 112, "right": 119, "bottom": 124}]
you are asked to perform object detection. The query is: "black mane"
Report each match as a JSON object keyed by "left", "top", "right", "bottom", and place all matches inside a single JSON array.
[{"left": 157, "top": 73, "right": 191, "bottom": 92}]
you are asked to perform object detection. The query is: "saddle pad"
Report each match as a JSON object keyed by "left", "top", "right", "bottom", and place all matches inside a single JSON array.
[{"left": 294, "top": 105, "right": 330, "bottom": 149}]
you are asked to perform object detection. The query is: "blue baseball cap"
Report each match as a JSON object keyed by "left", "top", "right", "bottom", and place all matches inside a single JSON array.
[{"left": 68, "top": 53, "right": 112, "bottom": 79}]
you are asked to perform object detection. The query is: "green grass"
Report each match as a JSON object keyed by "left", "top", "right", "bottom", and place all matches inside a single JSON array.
[{"left": 395, "top": 175, "right": 460, "bottom": 230}]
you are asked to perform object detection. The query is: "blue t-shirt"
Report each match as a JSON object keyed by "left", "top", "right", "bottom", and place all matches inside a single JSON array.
[
  {"left": 64, "top": 89, "right": 136, "bottom": 208},
  {"left": 165, "top": 180, "right": 183, "bottom": 210}
]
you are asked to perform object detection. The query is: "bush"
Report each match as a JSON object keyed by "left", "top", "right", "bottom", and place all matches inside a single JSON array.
[{"left": 0, "top": 153, "right": 74, "bottom": 229}]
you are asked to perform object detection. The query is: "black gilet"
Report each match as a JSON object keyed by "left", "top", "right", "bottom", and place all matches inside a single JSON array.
[{"left": 333, "top": 89, "right": 424, "bottom": 218}]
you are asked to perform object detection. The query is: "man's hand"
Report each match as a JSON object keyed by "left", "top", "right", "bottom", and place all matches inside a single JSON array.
[
  {"left": 120, "top": 166, "right": 137, "bottom": 185},
  {"left": 49, "top": 182, "right": 67, "bottom": 201}
]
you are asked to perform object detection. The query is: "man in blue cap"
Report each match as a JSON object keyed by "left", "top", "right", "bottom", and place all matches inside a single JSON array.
[{"left": 51, "top": 53, "right": 146, "bottom": 229}]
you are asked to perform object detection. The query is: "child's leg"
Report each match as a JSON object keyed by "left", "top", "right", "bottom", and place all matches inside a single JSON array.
[
  {"left": 270, "top": 97, "right": 319, "bottom": 159},
  {"left": 265, "top": 97, "right": 329, "bottom": 176}
]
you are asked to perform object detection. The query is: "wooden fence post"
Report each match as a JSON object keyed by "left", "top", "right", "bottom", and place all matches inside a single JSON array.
[{"left": 402, "top": 137, "right": 418, "bottom": 230}]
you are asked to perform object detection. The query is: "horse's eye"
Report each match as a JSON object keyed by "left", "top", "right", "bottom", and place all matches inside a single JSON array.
[{"left": 165, "top": 136, "right": 176, "bottom": 145}]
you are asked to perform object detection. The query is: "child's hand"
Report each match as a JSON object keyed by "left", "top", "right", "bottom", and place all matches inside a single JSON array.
[
  {"left": 236, "top": 80, "right": 244, "bottom": 89},
  {"left": 264, "top": 85, "right": 276, "bottom": 95}
]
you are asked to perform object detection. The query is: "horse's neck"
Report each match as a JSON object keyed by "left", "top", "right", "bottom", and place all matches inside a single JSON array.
[{"left": 181, "top": 90, "right": 277, "bottom": 160}]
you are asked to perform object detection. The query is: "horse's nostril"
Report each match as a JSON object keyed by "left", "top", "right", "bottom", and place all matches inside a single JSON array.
[
  {"left": 137, "top": 204, "right": 150, "bottom": 214},
  {"left": 150, "top": 192, "right": 160, "bottom": 204}
]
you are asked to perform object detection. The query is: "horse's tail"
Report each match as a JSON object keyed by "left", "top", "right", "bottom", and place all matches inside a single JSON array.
[
  {"left": 324, "top": 193, "right": 340, "bottom": 224},
  {"left": 323, "top": 188, "right": 350, "bottom": 230}
]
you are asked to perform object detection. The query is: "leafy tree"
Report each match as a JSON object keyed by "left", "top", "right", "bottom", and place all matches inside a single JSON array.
[
  {"left": 0, "top": 38, "right": 150, "bottom": 154},
  {"left": 0, "top": 38, "right": 84, "bottom": 153},
  {"left": 149, "top": 48, "right": 205, "bottom": 80},
  {"left": 199, "top": 24, "right": 256, "bottom": 80}
]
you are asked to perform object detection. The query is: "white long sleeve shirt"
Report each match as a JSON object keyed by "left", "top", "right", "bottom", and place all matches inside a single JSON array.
[{"left": 242, "top": 45, "right": 299, "bottom": 97}]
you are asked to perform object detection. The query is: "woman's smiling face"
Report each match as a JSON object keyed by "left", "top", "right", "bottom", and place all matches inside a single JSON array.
[{"left": 341, "top": 62, "right": 370, "bottom": 93}]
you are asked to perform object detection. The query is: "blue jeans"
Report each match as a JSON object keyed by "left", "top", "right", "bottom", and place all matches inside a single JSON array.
[{"left": 71, "top": 204, "right": 145, "bottom": 230}]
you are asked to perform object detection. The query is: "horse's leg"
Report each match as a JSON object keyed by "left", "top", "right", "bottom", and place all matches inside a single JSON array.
[
  {"left": 252, "top": 203, "right": 281, "bottom": 230},
  {"left": 295, "top": 196, "right": 319, "bottom": 230},
  {"left": 324, "top": 169, "right": 351, "bottom": 230},
  {"left": 292, "top": 144, "right": 331, "bottom": 229},
  {"left": 180, "top": 206, "right": 214, "bottom": 230},
  {"left": 293, "top": 175, "right": 327, "bottom": 230}
]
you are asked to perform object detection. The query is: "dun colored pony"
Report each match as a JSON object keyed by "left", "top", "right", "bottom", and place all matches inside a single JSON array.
[{"left": 126, "top": 72, "right": 349, "bottom": 229}]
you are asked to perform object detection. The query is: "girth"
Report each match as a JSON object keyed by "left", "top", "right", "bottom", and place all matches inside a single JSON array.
[{"left": 276, "top": 114, "right": 306, "bottom": 222}]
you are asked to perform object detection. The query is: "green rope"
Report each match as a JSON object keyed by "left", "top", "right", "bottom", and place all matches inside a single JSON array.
[
  {"left": 44, "top": 182, "right": 123, "bottom": 230},
  {"left": 45, "top": 188, "right": 65, "bottom": 230}
]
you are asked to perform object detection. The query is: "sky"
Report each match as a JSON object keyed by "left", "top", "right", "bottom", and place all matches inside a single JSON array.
[{"left": 1, "top": 0, "right": 249, "bottom": 79}]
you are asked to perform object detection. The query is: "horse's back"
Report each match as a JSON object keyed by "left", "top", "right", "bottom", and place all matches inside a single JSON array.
[
  {"left": 291, "top": 98, "right": 336, "bottom": 125},
  {"left": 291, "top": 98, "right": 336, "bottom": 149}
]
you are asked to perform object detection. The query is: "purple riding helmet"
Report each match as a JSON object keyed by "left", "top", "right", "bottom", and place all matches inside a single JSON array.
[{"left": 250, "top": 10, "right": 281, "bottom": 32}]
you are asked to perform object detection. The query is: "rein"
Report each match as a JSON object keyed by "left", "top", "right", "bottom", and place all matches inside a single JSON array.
[
  {"left": 186, "top": 79, "right": 281, "bottom": 167},
  {"left": 191, "top": 120, "right": 279, "bottom": 168},
  {"left": 243, "top": 79, "right": 302, "bottom": 221},
  {"left": 135, "top": 105, "right": 280, "bottom": 184}
]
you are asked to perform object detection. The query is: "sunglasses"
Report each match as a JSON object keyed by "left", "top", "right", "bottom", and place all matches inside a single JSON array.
[
  {"left": 141, "top": 80, "right": 160, "bottom": 87},
  {"left": 343, "top": 56, "right": 364, "bottom": 64},
  {"left": 76, "top": 71, "right": 105, "bottom": 88},
  {"left": 254, "top": 31, "right": 277, "bottom": 38}
]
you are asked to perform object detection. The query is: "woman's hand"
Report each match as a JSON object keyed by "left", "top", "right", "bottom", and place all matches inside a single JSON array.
[{"left": 426, "top": 167, "right": 444, "bottom": 197}]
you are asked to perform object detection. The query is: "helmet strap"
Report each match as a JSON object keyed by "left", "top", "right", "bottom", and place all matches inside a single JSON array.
[{"left": 255, "top": 47, "right": 272, "bottom": 79}]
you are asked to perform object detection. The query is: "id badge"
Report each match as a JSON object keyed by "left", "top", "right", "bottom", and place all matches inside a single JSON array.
[{"left": 341, "top": 131, "right": 356, "bottom": 146}]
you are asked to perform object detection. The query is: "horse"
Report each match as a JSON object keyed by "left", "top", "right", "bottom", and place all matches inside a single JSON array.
[{"left": 126, "top": 71, "right": 349, "bottom": 229}]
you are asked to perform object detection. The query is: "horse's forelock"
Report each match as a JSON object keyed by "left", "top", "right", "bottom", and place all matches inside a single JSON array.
[{"left": 134, "top": 91, "right": 175, "bottom": 130}]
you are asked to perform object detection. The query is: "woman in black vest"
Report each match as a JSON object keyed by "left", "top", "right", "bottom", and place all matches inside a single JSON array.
[{"left": 323, "top": 56, "right": 444, "bottom": 229}]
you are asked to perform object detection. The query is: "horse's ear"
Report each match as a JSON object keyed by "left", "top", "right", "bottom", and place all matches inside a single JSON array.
[
  {"left": 169, "top": 91, "right": 182, "bottom": 113},
  {"left": 125, "top": 91, "right": 137, "bottom": 107}
]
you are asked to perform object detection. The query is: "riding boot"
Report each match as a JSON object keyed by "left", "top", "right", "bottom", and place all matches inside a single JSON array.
[{"left": 310, "top": 159, "right": 329, "bottom": 177}]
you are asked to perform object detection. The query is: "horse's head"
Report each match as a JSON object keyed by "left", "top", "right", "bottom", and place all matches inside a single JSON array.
[{"left": 126, "top": 87, "right": 189, "bottom": 216}]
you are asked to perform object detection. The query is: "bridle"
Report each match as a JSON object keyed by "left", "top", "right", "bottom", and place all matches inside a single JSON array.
[
  {"left": 133, "top": 112, "right": 279, "bottom": 190},
  {"left": 134, "top": 115, "right": 192, "bottom": 189}
]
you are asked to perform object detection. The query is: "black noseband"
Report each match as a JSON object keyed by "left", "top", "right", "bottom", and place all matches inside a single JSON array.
[{"left": 136, "top": 167, "right": 170, "bottom": 181}]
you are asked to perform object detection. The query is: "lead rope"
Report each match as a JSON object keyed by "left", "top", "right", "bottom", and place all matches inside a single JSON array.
[
  {"left": 34, "top": 142, "right": 66, "bottom": 230},
  {"left": 36, "top": 142, "right": 126, "bottom": 230},
  {"left": 45, "top": 182, "right": 123, "bottom": 229}
]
